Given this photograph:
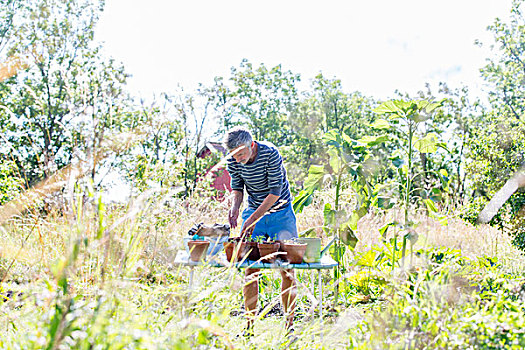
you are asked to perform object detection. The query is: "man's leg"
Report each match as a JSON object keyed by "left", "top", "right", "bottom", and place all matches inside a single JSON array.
[
  {"left": 280, "top": 269, "right": 296, "bottom": 330},
  {"left": 244, "top": 268, "right": 260, "bottom": 329}
]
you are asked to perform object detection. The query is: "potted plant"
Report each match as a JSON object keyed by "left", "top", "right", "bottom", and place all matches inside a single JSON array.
[
  {"left": 257, "top": 235, "right": 281, "bottom": 263},
  {"left": 223, "top": 237, "right": 247, "bottom": 263},
  {"left": 187, "top": 234, "right": 210, "bottom": 262},
  {"left": 244, "top": 236, "right": 260, "bottom": 261},
  {"left": 281, "top": 239, "right": 307, "bottom": 264}
]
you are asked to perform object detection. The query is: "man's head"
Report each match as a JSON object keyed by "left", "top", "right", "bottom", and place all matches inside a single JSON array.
[{"left": 224, "top": 127, "right": 255, "bottom": 164}]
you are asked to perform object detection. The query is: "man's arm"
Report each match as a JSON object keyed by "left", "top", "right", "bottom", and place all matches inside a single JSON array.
[
  {"left": 229, "top": 190, "right": 244, "bottom": 229},
  {"left": 241, "top": 193, "right": 280, "bottom": 238}
]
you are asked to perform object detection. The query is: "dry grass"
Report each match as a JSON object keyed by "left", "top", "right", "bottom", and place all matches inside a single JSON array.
[
  {"left": 296, "top": 188, "right": 525, "bottom": 272},
  {"left": 2, "top": 185, "right": 525, "bottom": 348}
]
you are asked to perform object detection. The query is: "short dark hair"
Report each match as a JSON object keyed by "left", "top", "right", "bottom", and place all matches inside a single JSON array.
[{"left": 224, "top": 127, "right": 253, "bottom": 151}]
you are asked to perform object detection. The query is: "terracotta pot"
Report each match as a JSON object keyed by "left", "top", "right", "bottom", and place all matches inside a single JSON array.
[
  {"left": 282, "top": 243, "right": 307, "bottom": 264},
  {"left": 188, "top": 240, "right": 210, "bottom": 262},
  {"left": 245, "top": 241, "right": 260, "bottom": 261},
  {"left": 223, "top": 240, "right": 247, "bottom": 263},
  {"left": 257, "top": 242, "right": 281, "bottom": 263}
]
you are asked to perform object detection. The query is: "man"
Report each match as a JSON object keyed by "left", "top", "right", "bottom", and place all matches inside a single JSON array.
[{"left": 224, "top": 127, "right": 297, "bottom": 334}]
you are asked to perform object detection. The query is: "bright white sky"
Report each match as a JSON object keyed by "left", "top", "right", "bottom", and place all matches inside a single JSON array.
[{"left": 95, "top": 0, "right": 513, "bottom": 101}]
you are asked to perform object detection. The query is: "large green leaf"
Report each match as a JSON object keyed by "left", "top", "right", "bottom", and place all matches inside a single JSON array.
[
  {"left": 323, "top": 203, "right": 336, "bottom": 229},
  {"left": 303, "top": 164, "right": 326, "bottom": 193},
  {"left": 298, "top": 227, "right": 317, "bottom": 238},
  {"left": 391, "top": 156, "right": 403, "bottom": 168},
  {"left": 339, "top": 223, "right": 358, "bottom": 248},
  {"left": 341, "top": 131, "right": 355, "bottom": 146},
  {"left": 412, "top": 114, "right": 431, "bottom": 123},
  {"left": 357, "top": 135, "right": 390, "bottom": 147},
  {"left": 418, "top": 100, "right": 443, "bottom": 114},
  {"left": 356, "top": 249, "right": 377, "bottom": 268},
  {"left": 377, "top": 196, "right": 395, "bottom": 209},
  {"left": 347, "top": 211, "right": 360, "bottom": 231},
  {"left": 423, "top": 198, "right": 438, "bottom": 213},
  {"left": 378, "top": 221, "right": 397, "bottom": 240},
  {"left": 394, "top": 100, "right": 417, "bottom": 111},
  {"left": 328, "top": 148, "right": 344, "bottom": 173},
  {"left": 292, "top": 190, "right": 314, "bottom": 214},
  {"left": 370, "top": 119, "right": 391, "bottom": 129},
  {"left": 414, "top": 133, "right": 438, "bottom": 153},
  {"left": 373, "top": 100, "right": 403, "bottom": 115},
  {"left": 322, "top": 129, "right": 343, "bottom": 149}
]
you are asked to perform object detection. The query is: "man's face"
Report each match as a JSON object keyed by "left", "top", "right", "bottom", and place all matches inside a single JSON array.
[{"left": 231, "top": 143, "right": 253, "bottom": 164}]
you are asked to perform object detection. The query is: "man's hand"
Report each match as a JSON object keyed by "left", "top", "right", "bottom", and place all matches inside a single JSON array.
[
  {"left": 241, "top": 216, "right": 256, "bottom": 239},
  {"left": 229, "top": 207, "right": 239, "bottom": 229}
]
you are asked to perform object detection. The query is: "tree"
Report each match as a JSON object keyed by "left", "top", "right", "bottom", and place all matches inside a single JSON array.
[
  {"left": 115, "top": 94, "right": 184, "bottom": 193},
  {"left": 285, "top": 74, "right": 377, "bottom": 184},
  {"left": 0, "top": 0, "right": 130, "bottom": 189},
  {"left": 479, "top": 0, "right": 525, "bottom": 122},
  {"left": 464, "top": 0, "right": 525, "bottom": 248},
  {"left": 227, "top": 59, "right": 300, "bottom": 144}
]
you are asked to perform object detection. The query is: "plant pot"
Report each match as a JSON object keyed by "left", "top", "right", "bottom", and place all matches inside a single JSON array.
[
  {"left": 257, "top": 242, "right": 281, "bottom": 263},
  {"left": 188, "top": 240, "right": 210, "bottom": 262},
  {"left": 245, "top": 241, "right": 260, "bottom": 261},
  {"left": 223, "top": 240, "right": 247, "bottom": 263},
  {"left": 296, "top": 237, "right": 321, "bottom": 263},
  {"left": 282, "top": 242, "right": 307, "bottom": 264}
]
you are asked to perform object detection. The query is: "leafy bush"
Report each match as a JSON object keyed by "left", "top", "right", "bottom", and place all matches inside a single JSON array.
[{"left": 0, "top": 160, "right": 24, "bottom": 205}]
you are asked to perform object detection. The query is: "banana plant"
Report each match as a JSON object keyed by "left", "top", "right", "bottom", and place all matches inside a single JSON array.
[
  {"left": 293, "top": 128, "right": 387, "bottom": 302},
  {"left": 372, "top": 99, "right": 445, "bottom": 268}
]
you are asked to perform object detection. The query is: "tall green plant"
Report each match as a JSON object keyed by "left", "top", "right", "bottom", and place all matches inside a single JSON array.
[
  {"left": 293, "top": 128, "right": 386, "bottom": 302},
  {"left": 373, "top": 99, "right": 444, "bottom": 267}
]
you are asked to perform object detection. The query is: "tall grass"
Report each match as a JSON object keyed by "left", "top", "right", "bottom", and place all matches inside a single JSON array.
[{"left": 1, "top": 183, "right": 524, "bottom": 349}]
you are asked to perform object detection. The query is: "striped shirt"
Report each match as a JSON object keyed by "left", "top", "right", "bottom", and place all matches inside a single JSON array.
[{"left": 227, "top": 141, "right": 292, "bottom": 211}]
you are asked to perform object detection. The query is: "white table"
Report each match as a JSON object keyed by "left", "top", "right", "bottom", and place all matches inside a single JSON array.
[{"left": 174, "top": 250, "right": 338, "bottom": 318}]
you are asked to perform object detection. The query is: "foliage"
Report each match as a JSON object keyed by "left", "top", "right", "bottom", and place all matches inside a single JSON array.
[
  {"left": 115, "top": 95, "right": 184, "bottom": 193},
  {"left": 479, "top": 0, "right": 525, "bottom": 121},
  {"left": 284, "top": 74, "right": 377, "bottom": 183},
  {"left": 373, "top": 99, "right": 445, "bottom": 265},
  {"left": 3, "top": 0, "right": 525, "bottom": 348},
  {"left": 0, "top": 0, "right": 131, "bottom": 188},
  {"left": 357, "top": 248, "right": 525, "bottom": 349},
  {"left": 0, "top": 159, "right": 24, "bottom": 204},
  {"left": 462, "top": 0, "right": 525, "bottom": 250},
  {"left": 293, "top": 127, "right": 386, "bottom": 302},
  {"left": 209, "top": 59, "right": 300, "bottom": 145}
]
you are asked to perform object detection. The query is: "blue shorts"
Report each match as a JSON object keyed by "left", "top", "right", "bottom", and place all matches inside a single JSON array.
[{"left": 241, "top": 203, "right": 298, "bottom": 241}]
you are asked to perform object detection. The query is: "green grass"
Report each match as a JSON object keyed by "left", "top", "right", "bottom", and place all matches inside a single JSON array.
[{"left": 1, "top": 189, "right": 525, "bottom": 349}]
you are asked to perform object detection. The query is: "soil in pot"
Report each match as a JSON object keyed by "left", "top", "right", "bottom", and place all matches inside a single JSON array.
[
  {"left": 282, "top": 242, "right": 307, "bottom": 264},
  {"left": 223, "top": 239, "right": 247, "bottom": 263},
  {"left": 188, "top": 240, "right": 210, "bottom": 262},
  {"left": 257, "top": 242, "right": 281, "bottom": 263},
  {"left": 245, "top": 241, "right": 260, "bottom": 261}
]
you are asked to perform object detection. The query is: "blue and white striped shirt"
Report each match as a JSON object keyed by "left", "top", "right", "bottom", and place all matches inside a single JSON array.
[{"left": 227, "top": 141, "right": 292, "bottom": 211}]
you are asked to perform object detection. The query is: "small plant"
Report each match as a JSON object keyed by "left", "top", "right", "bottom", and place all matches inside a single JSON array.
[
  {"left": 257, "top": 235, "right": 281, "bottom": 263},
  {"left": 254, "top": 234, "right": 273, "bottom": 244}
]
